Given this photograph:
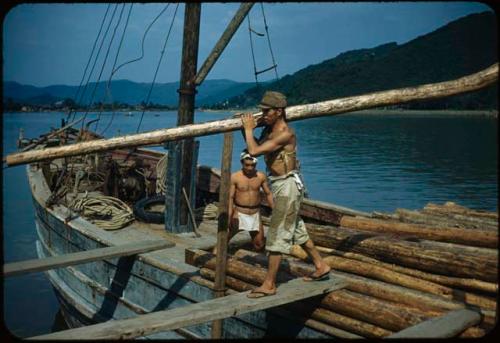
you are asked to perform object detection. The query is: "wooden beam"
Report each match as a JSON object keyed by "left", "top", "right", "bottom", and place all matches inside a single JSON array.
[
  {"left": 5, "top": 63, "right": 497, "bottom": 167},
  {"left": 31, "top": 276, "right": 347, "bottom": 340},
  {"left": 177, "top": 2, "right": 201, "bottom": 229},
  {"left": 387, "top": 309, "right": 481, "bottom": 338},
  {"left": 212, "top": 132, "right": 233, "bottom": 338},
  {"left": 195, "top": 3, "right": 254, "bottom": 85},
  {"left": 3, "top": 240, "right": 173, "bottom": 277}
]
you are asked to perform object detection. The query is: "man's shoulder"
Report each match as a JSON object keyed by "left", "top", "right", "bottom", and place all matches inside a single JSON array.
[{"left": 257, "top": 171, "right": 267, "bottom": 179}]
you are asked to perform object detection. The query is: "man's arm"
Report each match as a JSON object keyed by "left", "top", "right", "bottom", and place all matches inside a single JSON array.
[
  {"left": 260, "top": 173, "right": 274, "bottom": 209},
  {"left": 241, "top": 114, "right": 291, "bottom": 156}
]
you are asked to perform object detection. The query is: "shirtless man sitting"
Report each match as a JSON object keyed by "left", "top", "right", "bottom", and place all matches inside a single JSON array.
[{"left": 226, "top": 150, "right": 274, "bottom": 251}]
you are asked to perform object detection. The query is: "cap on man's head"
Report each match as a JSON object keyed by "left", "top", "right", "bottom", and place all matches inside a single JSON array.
[{"left": 258, "top": 91, "right": 287, "bottom": 109}]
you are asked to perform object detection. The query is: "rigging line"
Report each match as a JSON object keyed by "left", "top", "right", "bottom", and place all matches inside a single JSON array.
[
  {"left": 97, "top": 3, "right": 134, "bottom": 134},
  {"left": 260, "top": 3, "right": 279, "bottom": 81},
  {"left": 111, "top": 4, "right": 170, "bottom": 76},
  {"left": 80, "top": 4, "right": 125, "bottom": 131},
  {"left": 75, "top": 4, "right": 119, "bottom": 128},
  {"left": 67, "top": 4, "right": 112, "bottom": 123},
  {"left": 247, "top": 14, "right": 259, "bottom": 87},
  {"left": 136, "top": 3, "right": 179, "bottom": 134}
]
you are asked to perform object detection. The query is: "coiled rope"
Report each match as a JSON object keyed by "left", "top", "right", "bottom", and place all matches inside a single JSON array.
[
  {"left": 155, "top": 153, "right": 168, "bottom": 194},
  {"left": 69, "top": 192, "right": 135, "bottom": 230},
  {"left": 194, "top": 203, "right": 219, "bottom": 221}
]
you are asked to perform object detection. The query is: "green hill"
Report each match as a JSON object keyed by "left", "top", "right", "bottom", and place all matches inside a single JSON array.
[{"left": 226, "top": 11, "right": 498, "bottom": 110}]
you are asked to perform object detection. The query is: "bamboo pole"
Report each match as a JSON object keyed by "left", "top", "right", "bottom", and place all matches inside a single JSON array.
[
  {"left": 5, "top": 63, "right": 498, "bottom": 166},
  {"left": 195, "top": 3, "right": 254, "bottom": 85},
  {"left": 211, "top": 132, "right": 233, "bottom": 338}
]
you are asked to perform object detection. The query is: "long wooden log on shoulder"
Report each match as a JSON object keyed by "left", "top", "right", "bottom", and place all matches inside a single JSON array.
[
  {"left": 5, "top": 63, "right": 498, "bottom": 166},
  {"left": 339, "top": 216, "right": 497, "bottom": 248}
]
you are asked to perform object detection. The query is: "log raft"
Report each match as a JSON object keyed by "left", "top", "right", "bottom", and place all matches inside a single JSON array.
[{"left": 189, "top": 201, "right": 497, "bottom": 338}]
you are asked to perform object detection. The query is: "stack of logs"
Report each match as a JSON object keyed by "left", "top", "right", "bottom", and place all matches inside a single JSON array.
[{"left": 186, "top": 201, "right": 497, "bottom": 338}]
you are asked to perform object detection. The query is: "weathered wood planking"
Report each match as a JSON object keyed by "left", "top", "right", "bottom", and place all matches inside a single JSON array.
[
  {"left": 387, "top": 309, "right": 481, "bottom": 338},
  {"left": 4, "top": 240, "right": 173, "bottom": 277},
  {"left": 31, "top": 276, "right": 347, "bottom": 340}
]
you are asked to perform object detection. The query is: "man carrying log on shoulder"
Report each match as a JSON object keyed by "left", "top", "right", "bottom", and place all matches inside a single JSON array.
[{"left": 241, "top": 91, "right": 331, "bottom": 298}]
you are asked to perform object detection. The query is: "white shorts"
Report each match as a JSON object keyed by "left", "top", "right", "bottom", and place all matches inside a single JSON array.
[{"left": 237, "top": 212, "right": 260, "bottom": 232}]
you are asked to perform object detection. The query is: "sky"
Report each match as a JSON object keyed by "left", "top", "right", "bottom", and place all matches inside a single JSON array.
[{"left": 2, "top": 2, "right": 493, "bottom": 87}]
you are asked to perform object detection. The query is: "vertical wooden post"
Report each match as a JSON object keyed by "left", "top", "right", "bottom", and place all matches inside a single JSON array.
[
  {"left": 177, "top": 3, "right": 201, "bottom": 229},
  {"left": 211, "top": 132, "right": 233, "bottom": 338}
]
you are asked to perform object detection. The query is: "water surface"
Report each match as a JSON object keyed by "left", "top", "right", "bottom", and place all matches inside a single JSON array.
[{"left": 2, "top": 110, "right": 497, "bottom": 337}]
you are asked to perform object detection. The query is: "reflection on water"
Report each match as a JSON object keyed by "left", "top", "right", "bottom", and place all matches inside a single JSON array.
[{"left": 2, "top": 111, "right": 497, "bottom": 336}]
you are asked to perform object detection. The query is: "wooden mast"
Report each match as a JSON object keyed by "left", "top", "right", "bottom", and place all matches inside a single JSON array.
[{"left": 176, "top": 3, "right": 202, "bottom": 230}]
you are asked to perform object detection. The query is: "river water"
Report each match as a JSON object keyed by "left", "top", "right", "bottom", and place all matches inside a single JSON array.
[{"left": 2, "top": 110, "right": 498, "bottom": 337}]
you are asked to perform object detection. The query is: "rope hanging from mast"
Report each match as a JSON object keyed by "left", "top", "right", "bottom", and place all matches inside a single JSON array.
[
  {"left": 67, "top": 4, "right": 112, "bottom": 124},
  {"left": 135, "top": 3, "right": 180, "bottom": 134},
  {"left": 247, "top": 3, "right": 279, "bottom": 87},
  {"left": 79, "top": 4, "right": 125, "bottom": 132},
  {"left": 98, "top": 3, "right": 134, "bottom": 135}
]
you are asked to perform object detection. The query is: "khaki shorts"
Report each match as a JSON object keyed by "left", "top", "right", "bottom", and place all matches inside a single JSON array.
[{"left": 265, "top": 172, "right": 309, "bottom": 254}]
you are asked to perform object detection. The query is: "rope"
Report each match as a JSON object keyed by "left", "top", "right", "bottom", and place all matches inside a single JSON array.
[
  {"left": 97, "top": 3, "right": 134, "bottom": 134},
  {"left": 194, "top": 203, "right": 219, "bottom": 221},
  {"left": 80, "top": 4, "right": 125, "bottom": 132},
  {"left": 136, "top": 3, "right": 179, "bottom": 133},
  {"left": 69, "top": 192, "right": 135, "bottom": 230},
  {"left": 247, "top": 14, "right": 259, "bottom": 87},
  {"left": 76, "top": 4, "right": 119, "bottom": 127},
  {"left": 155, "top": 153, "right": 168, "bottom": 194},
  {"left": 67, "top": 4, "right": 112, "bottom": 124},
  {"left": 111, "top": 4, "right": 170, "bottom": 76},
  {"left": 260, "top": 3, "right": 279, "bottom": 81},
  {"left": 247, "top": 4, "right": 280, "bottom": 87}
]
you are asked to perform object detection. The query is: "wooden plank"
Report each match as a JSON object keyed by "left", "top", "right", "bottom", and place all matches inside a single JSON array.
[
  {"left": 31, "top": 276, "right": 347, "bottom": 340},
  {"left": 4, "top": 240, "right": 173, "bottom": 277},
  {"left": 387, "top": 309, "right": 481, "bottom": 338}
]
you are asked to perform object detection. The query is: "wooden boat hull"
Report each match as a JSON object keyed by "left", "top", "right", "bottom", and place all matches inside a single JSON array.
[{"left": 28, "top": 155, "right": 338, "bottom": 338}]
